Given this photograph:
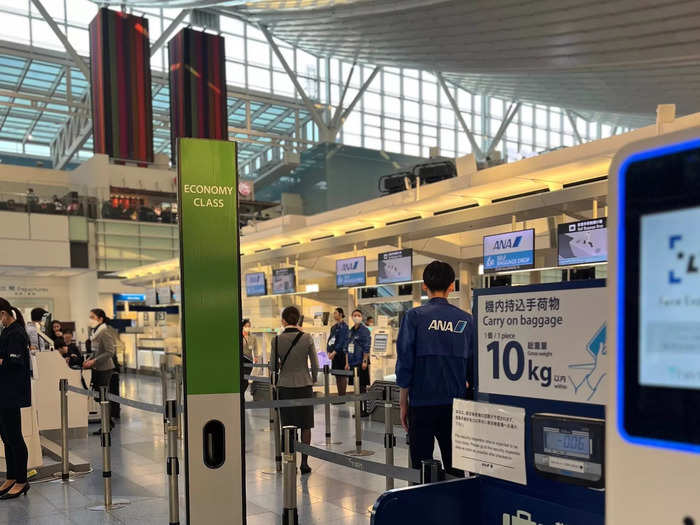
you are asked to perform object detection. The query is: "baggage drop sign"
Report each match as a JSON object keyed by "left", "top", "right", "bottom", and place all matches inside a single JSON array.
[{"left": 475, "top": 282, "right": 607, "bottom": 405}]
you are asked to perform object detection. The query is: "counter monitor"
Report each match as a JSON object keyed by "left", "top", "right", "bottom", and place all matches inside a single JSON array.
[
  {"left": 378, "top": 249, "right": 413, "bottom": 284},
  {"left": 272, "top": 268, "right": 296, "bottom": 294},
  {"left": 245, "top": 272, "right": 267, "bottom": 297},
  {"left": 336, "top": 256, "right": 366, "bottom": 288},
  {"left": 483, "top": 229, "right": 535, "bottom": 273}
]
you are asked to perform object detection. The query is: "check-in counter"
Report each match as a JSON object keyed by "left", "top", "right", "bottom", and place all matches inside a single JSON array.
[{"left": 34, "top": 350, "right": 91, "bottom": 433}]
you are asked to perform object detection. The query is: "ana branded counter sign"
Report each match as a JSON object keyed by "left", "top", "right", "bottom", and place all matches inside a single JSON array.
[
  {"left": 483, "top": 229, "right": 535, "bottom": 273},
  {"left": 475, "top": 282, "right": 607, "bottom": 405},
  {"left": 378, "top": 249, "right": 413, "bottom": 284},
  {"left": 558, "top": 218, "right": 607, "bottom": 266},
  {"left": 336, "top": 256, "right": 366, "bottom": 287}
]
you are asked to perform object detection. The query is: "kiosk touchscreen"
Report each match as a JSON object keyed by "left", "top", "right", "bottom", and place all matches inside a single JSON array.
[{"left": 609, "top": 127, "right": 700, "bottom": 524}]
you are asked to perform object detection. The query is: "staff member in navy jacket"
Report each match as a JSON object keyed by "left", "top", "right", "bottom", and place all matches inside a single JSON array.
[
  {"left": 327, "top": 307, "right": 350, "bottom": 396},
  {"left": 0, "top": 297, "right": 31, "bottom": 499},
  {"left": 395, "top": 261, "right": 474, "bottom": 475},
  {"left": 347, "top": 309, "right": 371, "bottom": 417}
]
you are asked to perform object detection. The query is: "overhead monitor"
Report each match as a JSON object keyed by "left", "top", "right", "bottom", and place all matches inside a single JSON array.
[
  {"left": 558, "top": 218, "right": 607, "bottom": 266},
  {"left": 272, "top": 267, "right": 296, "bottom": 294},
  {"left": 483, "top": 229, "right": 535, "bottom": 273},
  {"left": 378, "top": 249, "right": 413, "bottom": 284},
  {"left": 336, "top": 256, "right": 366, "bottom": 288},
  {"left": 245, "top": 272, "right": 267, "bottom": 297}
]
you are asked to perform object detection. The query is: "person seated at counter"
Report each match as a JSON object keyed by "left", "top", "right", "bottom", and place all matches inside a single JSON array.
[{"left": 59, "top": 330, "right": 83, "bottom": 368}]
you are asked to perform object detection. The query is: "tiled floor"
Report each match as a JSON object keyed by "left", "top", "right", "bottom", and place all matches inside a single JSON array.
[{"left": 1, "top": 374, "right": 415, "bottom": 524}]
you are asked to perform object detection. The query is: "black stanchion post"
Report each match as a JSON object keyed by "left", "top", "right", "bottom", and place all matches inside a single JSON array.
[
  {"left": 281, "top": 426, "right": 299, "bottom": 525},
  {"left": 420, "top": 459, "right": 443, "bottom": 484},
  {"left": 166, "top": 400, "right": 180, "bottom": 525},
  {"left": 268, "top": 363, "right": 275, "bottom": 429},
  {"left": 59, "top": 378, "right": 69, "bottom": 480},
  {"left": 383, "top": 386, "right": 395, "bottom": 490},
  {"left": 323, "top": 365, "right": 331, "bottom": 445},
  {"left": 160, "top": 360, "right": 168, "bottom": 435}
]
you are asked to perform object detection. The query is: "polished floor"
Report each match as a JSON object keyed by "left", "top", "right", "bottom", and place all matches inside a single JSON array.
[{"left": 0, "top": 374, "right": 416, "bottom": 524}]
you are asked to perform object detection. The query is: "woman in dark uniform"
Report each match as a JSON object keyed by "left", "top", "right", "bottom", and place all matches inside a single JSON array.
[
  {"left": 0, "top": 297, "right": 31, "bottom": 499},
  {"left": 326, "top": 307, "right": 349, "bottom": 396},
  {"left": 347, "top": 309, "right": 371, "bottom": 417}
]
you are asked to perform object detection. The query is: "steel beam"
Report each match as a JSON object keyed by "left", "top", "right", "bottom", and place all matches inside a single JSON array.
[
  {"left": 329, "top": 61, "right": 356, "bottom": 128},
  {"left": 485, "top": 101, "right": 521, "bottom": 158},
  {"left": 334, "top": 66, "right": 381, "bottom": 131},
  {"left": 566, "top": 110, "right": 584, "bottom": 145},
  {"left": 151, "top": 10, "right": 190, "bottom": 57},
  {"left": 30, "top": 0, "right": 91, "bottom": 80},
  {"left": 437, "top": 73, "right": 483, "bottom": 159},
  {"left": 259, "top": 24, "right": 326, "bottom": 130}
]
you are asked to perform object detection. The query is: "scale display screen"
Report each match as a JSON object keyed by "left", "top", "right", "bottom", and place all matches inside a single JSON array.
[
  {"left": 531, "top": 413, "right": 604, "bottom": 488},
  {"left": 544, "top": 428, "right": 590, "bottom": 458}
]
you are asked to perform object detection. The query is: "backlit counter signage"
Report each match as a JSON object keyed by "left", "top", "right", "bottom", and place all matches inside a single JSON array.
[
  {"left": 483, "top": 229, "right": 535, "bottom": 273},
  {"left": 558, "top": 218, "right": 607, "bottom": 266},
  {"left": 336, "top": 256, "right": 366, "bottom": 288}
]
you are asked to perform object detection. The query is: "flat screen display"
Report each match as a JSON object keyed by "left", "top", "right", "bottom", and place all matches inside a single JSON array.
[
  {"left": 558, "top": 218, "right": 607, "bottom": 266},
  {"left": 272, "top": 268, "right": 296, "bottom": 294},
  {"left": 483, "top": 229, "right": 535, "bottom": 273},
  {"left": 378, "top": 249, "right": 413, "bottom": 284},
  {"left": 245, "top": 272, "right": 267, "bottom": 297},
  {"left": 544, "top": 429, "right": 590, "bottom": 458},
  {"left": 639, "top": 206, "right": 700, "bottom": 390},
  {"left": 336, "top": 256, "right": 366, "bottom": 288}
]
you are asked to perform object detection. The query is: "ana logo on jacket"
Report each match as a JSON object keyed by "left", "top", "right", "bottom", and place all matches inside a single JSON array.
[{"left": 427, "top": 319, "right": 467, "bottom": 334}]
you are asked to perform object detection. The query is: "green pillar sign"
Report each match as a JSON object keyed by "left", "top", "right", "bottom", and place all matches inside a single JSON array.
[{"left": 178, "top": 138, "right": 246, "bottom": 525}]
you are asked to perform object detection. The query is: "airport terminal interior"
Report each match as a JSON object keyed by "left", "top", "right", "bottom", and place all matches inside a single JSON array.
[{"left": 1, "top": 1, "right": 700, "bottom": 524}]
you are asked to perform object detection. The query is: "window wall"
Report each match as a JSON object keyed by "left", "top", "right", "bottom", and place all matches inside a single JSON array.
[{"left": 0, "top": 1, "right": 630, "bottom": 167}]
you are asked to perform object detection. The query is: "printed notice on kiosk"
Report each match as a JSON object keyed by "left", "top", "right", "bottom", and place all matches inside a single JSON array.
[{"left": 452, "top": 400, "right": 526, "bottom": 485}]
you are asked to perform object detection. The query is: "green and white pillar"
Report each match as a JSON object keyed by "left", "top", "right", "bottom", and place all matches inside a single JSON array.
[{"left": 177, "top": 138, "right": 246, "bottom": 525}]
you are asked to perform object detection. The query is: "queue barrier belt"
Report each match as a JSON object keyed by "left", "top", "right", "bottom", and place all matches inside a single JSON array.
[
  {"left": 295, "top": 442, "right": 421, "bottom": 484},
  {"left": 65, "top": 384, "right": 380, "bottom": 413}
]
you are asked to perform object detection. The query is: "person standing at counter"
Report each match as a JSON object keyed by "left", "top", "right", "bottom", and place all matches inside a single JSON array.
[
  {"left": 26, "top": 308, "right": 48, "bottom": 351},
  {"left": 60, "top": 330, "right": 84, "bottom": 368},
  {"left": 347, "top": 309, "right": 371, "bottom": 417},
  {"left": 83, "top": 309, "right": 117, "bottom": 432},
  {"left": 395, "top": 261, "right": 474, "bottom": 475},
  {"left": 271, "top": 306, "right": 319, "bottom": 475},
  {"left": 0, "top": 297, "right": 31, "bottom": 499},
  {"left": 49, "top": 320, "right": 63, "bottom": 346},
  {"left": 242, "top": 319, "right": 258, "bottom": 363},
  {"left": 326, "top": 307, "right": 349, "bottom": 396}
]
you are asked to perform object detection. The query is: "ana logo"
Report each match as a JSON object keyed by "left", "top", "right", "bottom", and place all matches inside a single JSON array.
[
  {"left": 493, "top": 236, "right": 522, "bottom": 251},
  {"left": 669, "top": 235, "right": 698, "bottom": 284},
  {"left": 340, "top": 261, "right": 359, "bottom": 272},
  {"left": 428, "top": 319, "right": 467, "bottom": 333}
]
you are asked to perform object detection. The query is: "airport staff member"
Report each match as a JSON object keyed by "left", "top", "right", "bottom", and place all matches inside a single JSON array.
[
  {"left": 0, "top": 297, "right": 31, "bottom": 500},
  {"left": 327, "top": 307, "right": 349, "bottom": 396},
  {"left": 347, "top": 309, "right": 371, "bottom": 417},
  {"left": 84, "top": 309, "right": 117, "bottom": 432},
  {"left": 395, "top": 261, "right": 474, "bottom": 475}
]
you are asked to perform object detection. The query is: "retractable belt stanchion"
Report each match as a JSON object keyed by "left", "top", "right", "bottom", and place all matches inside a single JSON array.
[
  {"left": 420, "top": 459, "right": 444, "bottom": 484},
  {"left": 59, "top": 378, "right": 70, "bottom": 481},
  {"left": 344, "top": 367, "right": 374, "bottom": 457},
  {"left": 383, "top": 386, "right": 395, "bottom": 490},
  {"left": 160, "top": 360, "right": 168, "bottom": 436},
  {"left": 324, "top": 365, "right": 331, "bottom": 444},
  {"left": 165, "top": 400, "right": 180, "bottom": 525},
  {"left": 273, "top": 382, "right": 283, "bottom": 472},
  {"left": 89, "top": 386, "right": 129, "bottom": 511},
  {"left": 268, "top": 363, "right": 275, "bottom": 430},
  {"left": 281, "top": 426, "right": 299, "bottom": 525},
  {"left": 174, "top": 365, "right": 183, "bottom": 440}
]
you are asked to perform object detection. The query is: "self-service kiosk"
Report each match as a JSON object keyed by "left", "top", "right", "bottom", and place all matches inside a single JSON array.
[{"left": 608, "top": 127, "right": 700, "bottom": 524}]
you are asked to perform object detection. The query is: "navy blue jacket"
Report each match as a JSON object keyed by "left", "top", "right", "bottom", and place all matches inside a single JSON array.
[
  {"left": 346, "top": 324, "right": 371, "bottom": 367},
  {"left": 395, "top": 297, "right": 474, "bottom": 407},
  {"left": 327, "top": 321, "right": 349, "bottom": 355},
  {"left": 0, "top": 320, "right": 31, "bottom": 409}
]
